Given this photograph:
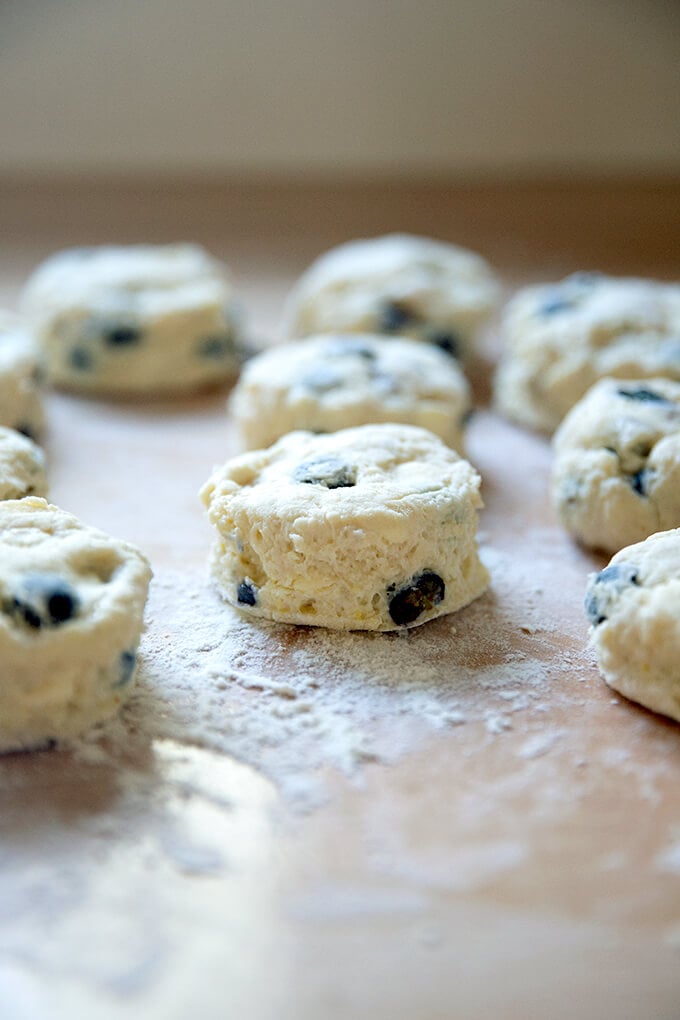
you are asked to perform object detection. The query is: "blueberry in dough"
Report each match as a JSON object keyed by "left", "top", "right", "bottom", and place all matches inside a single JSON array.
[
  {"left": 69, "top": 348, "right": 93, "bottom": 371},
  {"left": 294, "top": 458, "right": 357, "bottom": 489},
  {"left": 388, "top": 571, "right": 445, "bottom": 626},
  {"left": 197, "top": 335, "right": 233, "bottom": 360},
  {"left": 617, "top": 386, "right": 671, "bottom": 404},
  {"left": 103, "top": 324, "right": 141, "bottom": 346},
  {"left": 117, "top": 649, "right": 137, "bottom": 687},
  {"left": 428, "top": 330, "right": 461, "bottom": 358},
  {"left": 538, "top": 294, "right": 574, "bottom": 316},
  {"left": 379, "top": 300, "right": 419, "bottom": 333},
  {"left": 6, "top": 573, "right": 80, "bottom": 630},
  {"left": 584, "top": 563, "right": 639, "bottom": 626},
  {"left": 237, "top": 580, "right": 257, "bottom": 606}
]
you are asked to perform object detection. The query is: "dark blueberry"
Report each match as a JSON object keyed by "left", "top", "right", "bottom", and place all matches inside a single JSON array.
[
  {"left": 103, "top": 325, "right": 141, "bottom": 346},
  {"left": 538, "top": 294, "right": 574, "bottom": 316},
  {"left": 69, "top": 347, "right": 93, "bottom": 371},
  {"left": 14, "top": 422, "right": 38, "bottom": 442},
  {"left": 428, "top": 330, "right": 461, "bottom": 358},
  {"left": 116, "top": 650, "right": 137, "bottom": 688},
  {"left": 300, "top": 366, "right": 344, "bottom": 394},
  {"left": 237, "top": 581, "right": 257, "bottom": 606},
  {"left": 584, "top": 562, "right": 639, "bottom": 626},
  {"left": 294, "top": 457, "right": 357, "bottom": 489},
  {"left": 629, "top": 469, "right": 646, "bottom": 496},
  {"left": 197, "top": 335, "right": 234, "bottom": 360},
  {"left": 5, "top": 573, "right": 80, "bottom": 630},
  {"left": 616, "top": 386, "right": 670, "bottom": 404},
  {"left": 333, "top": 339, "right": 377, "bottom": 360},
  {"left": 387, "top": 571, "right": 445, "bottom": 626},
  {"left": 460, "top": 408, "right": 475, "bottom": 427},
  {"left": 379, "top": 300, "right": 420, "bottom": 333}
]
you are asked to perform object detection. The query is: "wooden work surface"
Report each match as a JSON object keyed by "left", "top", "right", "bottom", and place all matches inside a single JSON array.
[{"left": 1, "top": 177, "right": 680, "bottom": 1020}]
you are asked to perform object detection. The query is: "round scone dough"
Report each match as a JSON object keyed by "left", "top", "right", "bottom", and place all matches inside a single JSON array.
[
  {"left": 0, "top": 497, "right": 152, "bottom": 751},
  {"left": 585, "top": 528, "right": 680, "bottom": 723},
  {"left": 495, "top": 273, "right": 680, "bottom": 433},
  {"left": 0, "top": 427, "right": 48, "bottom": 501},
  {"left": 21, "top": 244, "right": 244, "bottom": 395},
  {"left": 200, "top": 423, "right": 489, "bottom": 631},
  {"left": 283, "top": 234, "right": 500, "bottom": 360},
  {"left": 0, "top": 314, "right": 45, "bottom": 441},
  {"left": 552, "top": 378, "right": 680, "bottom": 553},
  {"left": 231, "top": 333, "right": 472, "bottom": 452}
]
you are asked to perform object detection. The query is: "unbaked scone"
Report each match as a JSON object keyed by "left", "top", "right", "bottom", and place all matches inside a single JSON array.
[
  {"left": 0, "top": 497, "right": 152, "bottom": 751},
  {"left": 0, "top": 427, "right": 47, "bottom": 501},
  {"left": 0, "top": 314, "right": 45, "bottom": 441},
  {"left": 585, "top": 528, "right": 680, "bottom": 723},
  {"left": 21, "top": 244, "right": 245, "bottom": 395},
  {"left": 552, "top": 378, "right": 680, "bottom": 553},
  {"left": 495, "top": 273, "right": 680, "bottom": 433},
  {"left": 230, "top": 333, "right": 472, "bottom": 452},
  {"left": 200, "top": 423, "right": 488, "bottom": 631},
  {"left": 283, "top": 234, "right": 500, "bottom": 360}
]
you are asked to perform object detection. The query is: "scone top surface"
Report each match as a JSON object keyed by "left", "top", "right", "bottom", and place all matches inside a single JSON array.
[
  {"left": 284, "top": 233, "right": 500, "bottom": 358},
  {"left": 496, "top": 273, "right": 680, "bottom": 433},
  {"left": 0, "top": 312, "right": 45, "bottom": 440},
  {"left": 20, "top": 244, "right": 243, "bottom": 394},
  {"left": 201, "top": 423, "right": 489, "bottom": 631},
  {"left": 0, "top": 498, "right": 152, "bottom": 750},
  {"left": 231, "top": 332, "right": 471, "bottom": 452}
]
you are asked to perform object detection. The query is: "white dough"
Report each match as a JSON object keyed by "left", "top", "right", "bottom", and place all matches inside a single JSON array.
[
  {"left": 495, "top": 273, "right": 680, "bottom": 433},
  {"left": 0, "top": 313, "right": 45, "bottom": 441},
  {"left": 201, "top": 423, "right": 489, "bottom": 631},
  {"left": 283, "top": 234, "right": 500, "bottom": 360},
  {"left": 585, "top": 528, "right": 680, "bottom": 723},
  {"left": 0, "top": 498, "right": 152, "bottom": 751},
  {"left": 21, "top": 244, "right": 244, "bottom": 395},
  {"left": 0, "top": 427, "right": 47, "bottom": 501},
  {"left": 552, "top": 378, "right": 680, "bottom": 553},
  {"left": 231, "top": 333, "right": 472, "bottom": 452}
]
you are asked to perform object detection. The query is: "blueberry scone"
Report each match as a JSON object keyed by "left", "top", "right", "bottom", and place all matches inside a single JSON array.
[
  {"left": 231, "top": 333, "right": 472, "bottom": 452},
  {"left": 552, "top": 378, "right": 680, "bottom": 553},
  {"left": 585, "top": 529, "right": 680, "bottom": 723},
  {"left": 0, "top": 498, "right": 152, "bottom": 751},
  {"left": 0, "top": 314, "right": 45, "bottom": 441},
  {"left": 0, "top": 427, "right": 47, "bottom": 501},
  {"left": 21, "top": 244, "right": 245, "bottom": 395},
  {"left": 283, "top": 234, "right": 500, "bottom": 360},
  {"left": 495, "top": 273, "right": 680, "bottom": 433},
  {"left": 201, "top": 423, "right": 489, "bottom": 631}
]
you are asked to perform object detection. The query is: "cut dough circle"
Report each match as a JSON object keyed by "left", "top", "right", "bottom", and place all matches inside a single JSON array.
[
  {"left": 552, "top": 377, "right": 680, "bottom": 553},
  {"left": 0, "top": 498, "right": 152, "bottom": 751},
  {"left": 201, "top": 423, "right": 489, "bottom": 631},
  {"left": 21, "top": 244, "right": 245, "bottom": 395},
  {"left": 585, "top": 528, "right": 680, "bottom": 723},
  {"left": 283, "top": 233, "right": 500, "bottom": 361},
  {"left": 0, "top": 426, "right": 48, "bottom": 501},
  {"left": 230, "top": 333, "right": 472, "bottom": 452},
  {"left": 0, "top": 314, "right": 45, "bottom": 441},
  {"left": 495, "top": 273, "right": 680, "bottom": 433}
]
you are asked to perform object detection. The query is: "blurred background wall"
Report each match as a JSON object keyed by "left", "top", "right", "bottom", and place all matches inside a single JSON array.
[{"left": 0, "top": 0, "right": 679, "bottom": 178}]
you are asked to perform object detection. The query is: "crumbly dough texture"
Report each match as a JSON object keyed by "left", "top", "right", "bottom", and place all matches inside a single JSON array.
[
  {"left": 0, "top": 498, "right": 152, "bottom": 751},
  {"left": 21, "top": 244, "right": 244, "bottom": 395},
  {"left": 231, "top": 333, "right": 472, "bottom": 452},
  {"left": 201, "top": 423, "right": 489, "bottom": 631},
  {"left": 495, "top": 273, "right": 680, "bottom": 433},
  {"left": 585, "top": 528, "right": 680, "bottom": 723},
  {"left": 0, "top": 314, "right": 45, "bottom": 441},
  {"left": 283, "top": 234, "right": 500, "bottom": 360},
  {"left": 552, "top": 377, "right": 680, "bottom": 553},
  {"left": 0, "top": 427, "right": 48, "bottom": 501}
]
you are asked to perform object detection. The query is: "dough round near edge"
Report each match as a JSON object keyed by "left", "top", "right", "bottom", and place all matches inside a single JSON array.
[
  {"left": 282, "top": 233, "right": 500, "bottom": 361},
  {"left": 0, "top": 498, "right": 152, "bottom": 751},
  {"left": 201, "top": 423, "right": 489, "bottom": 631},
  {"left": 585, "top": 528, "right": 680, "bottom": 723},
  {"left": 0, "top": 315, "right": 45, "bottom": 441},
  {"left": 230, "top": 333, "right": 472, "bottom": 452},
  {"left": 552, "top": 377, "right": 680, "bottom": 553},
  {"left": 0, "top": 427, "right": 48, "bottom": 501},
  {"left": 495, "top": 274, "right": 680, "bottom": 434},
  {"left": 21, "top": 244, "right": 245, "bottom": 395}
]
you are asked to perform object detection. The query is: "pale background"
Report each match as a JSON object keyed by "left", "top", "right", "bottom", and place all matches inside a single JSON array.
[{"left": 0, "top": 0, "right": 679, "bottom": 177}]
